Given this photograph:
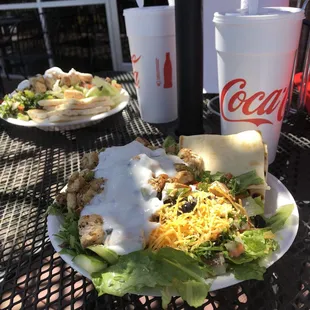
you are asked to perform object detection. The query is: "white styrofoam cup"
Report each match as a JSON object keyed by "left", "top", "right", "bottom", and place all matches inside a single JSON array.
[
  {"left": 203, "top": 0, "right": 289, "bottom": 94},
  {"left": 213, "top": 7, "right": 304, "bottom": 164},
  {"left": 123, "top": 6, "right": 177, "bottom": 124}
]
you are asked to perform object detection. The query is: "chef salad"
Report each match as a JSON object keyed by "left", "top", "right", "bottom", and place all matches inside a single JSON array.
[{"left": 47, "top": 133, "right": 294, "bottom": 308}]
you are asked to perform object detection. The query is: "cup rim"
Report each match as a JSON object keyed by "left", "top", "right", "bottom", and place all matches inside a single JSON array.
[
  {"left": 213, "top": 7, "right": 304, "bottom": 24},
  {"left": 123, "top": 5, "right": 174, "bottom": 17}
]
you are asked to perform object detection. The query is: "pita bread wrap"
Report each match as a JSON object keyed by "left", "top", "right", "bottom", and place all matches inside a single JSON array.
[{"left": 179, "top": 130, "right": 269, "bottom": 199}]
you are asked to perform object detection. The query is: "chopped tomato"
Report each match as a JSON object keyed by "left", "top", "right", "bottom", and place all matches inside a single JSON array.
[
  {"left": 17, "top": 105, "right": 24, "bottom": 112},
  {"left": 80, "top": 82, "right": 93, "bottom": 89},
  {"left": 224, "top": 173, "right": 233, "bottom": 180},
  {"left": 228, "top": 242, "right": 245, "bottom": 258}
]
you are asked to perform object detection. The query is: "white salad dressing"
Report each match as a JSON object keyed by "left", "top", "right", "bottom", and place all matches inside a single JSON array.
[{"left": 81, "top": 141, "right": 183, "bottom": 255}]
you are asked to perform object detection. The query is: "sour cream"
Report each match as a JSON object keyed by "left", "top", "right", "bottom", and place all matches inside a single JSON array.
[{"left": 81, "top": 141, "right": 183, "bottom": 255}]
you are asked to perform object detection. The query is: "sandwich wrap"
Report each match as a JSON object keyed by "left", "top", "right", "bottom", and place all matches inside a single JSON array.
[{"left": 179, "top": 130, "right": 269, "bottom": 200}]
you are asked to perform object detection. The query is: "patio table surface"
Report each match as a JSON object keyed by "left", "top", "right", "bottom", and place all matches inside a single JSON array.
[{"left": 0, "top": 72, "right": 309, "bottom": 310}]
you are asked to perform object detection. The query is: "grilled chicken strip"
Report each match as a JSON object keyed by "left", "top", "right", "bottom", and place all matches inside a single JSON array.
[{"left": 78, "top": 214, "right": 104, "bottom": 248}]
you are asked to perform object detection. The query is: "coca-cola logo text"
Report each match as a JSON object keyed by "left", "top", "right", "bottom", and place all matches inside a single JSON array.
[
  {"left": 220, "top": 78, "right": 288, "bottom": 126},
  {"left": 131, "top": 54, "right": 142, "bottom": 88}
]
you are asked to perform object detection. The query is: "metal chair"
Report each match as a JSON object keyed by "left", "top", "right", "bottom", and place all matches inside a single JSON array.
[
  {"left": 47, "top": 6, "right": 111, "bottom": 73},
  {"left": 0, "top": 12, "right": 49, "bottom": 78}
]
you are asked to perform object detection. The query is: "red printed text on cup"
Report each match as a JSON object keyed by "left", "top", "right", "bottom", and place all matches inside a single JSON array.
[
  {"left": 220, "top": 78, "right": 288, "bottom": 127},
  {"left": 154, "top": 52, "right": 173, "bottom": 88},
  {"left": 131, "top": 54, "right": 141, "bottom": 88},
  {"left": 163, "top": 52, "right": 172, "bottom": 89},
  {"left": 156, "top": 58, "right": 161, "bottom": 87}
]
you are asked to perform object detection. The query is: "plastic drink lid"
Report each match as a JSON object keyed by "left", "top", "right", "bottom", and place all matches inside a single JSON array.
[{"left": 213, "top": 7, "right": 304, "bottom": 24}]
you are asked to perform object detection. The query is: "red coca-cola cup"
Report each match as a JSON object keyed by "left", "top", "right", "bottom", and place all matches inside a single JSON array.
[{"left": 213, "top": 7, "right": 304, "bottom": 164}]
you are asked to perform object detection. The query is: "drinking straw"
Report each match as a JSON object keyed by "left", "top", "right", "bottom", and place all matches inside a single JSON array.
[
  {"left": 240, "top": 0, "right": 259, "bottom": 15},
  {"left": 248, "top": 0, "right": 259, "bottom": 15},
  {"left": 136, "top": 0, "right": 144, "bottom": 8},
  {"left": 240, "top": 0, "right": 248, "bottom": 11}
]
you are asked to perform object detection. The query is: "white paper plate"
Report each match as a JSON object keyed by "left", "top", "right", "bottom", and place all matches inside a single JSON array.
[
  {"left": 1, "top": 89, "right": 130, "bottom": 131},
  {"left": 47, "top": 173, "right": 299, "bottom": 295}
]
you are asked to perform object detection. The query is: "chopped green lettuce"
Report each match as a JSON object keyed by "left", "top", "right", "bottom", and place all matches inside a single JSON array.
[
  {"left": 92, "top": 76, "right": 120, "bottom": 97},
  {"left": 46, "top": 202, "right": 66, "bottom": 216},
  {"left": 193, "top": 242, "right": 224, "bottom": 259},
  {"left": 197, "top": 170, "right": 264, "bottom": 197},
  {"left": 197, "top": 171, "right": 211, "bottom": 183},
  {"left": 243, "top": 196, "right": 264, "bottom": 217},
  {"left": 224, "top": 253, "right": 255, "bottom": 265},
  {"left": 264, "top": 204, "right": 294, "bottom": 233},
  {"left": 165, "top": 184, "right": 191, "bottom": 198},
  {"left": 0, "top": 90, "right": 52, "bottom": 119},
  {"left": 17, "top": 113, "right": 29, "bottom": 121},
  {"left": 85, "top": 86, "right": 101, "bottom": 98},
  {"left": 46, "top": 79, "right": 64, "bottom": 98},
  {"left": 210, "top": 171, "right": 230, "bottom": 183},
  {"left": 223, "top": 229, "right": 278, "bottom": 265},
  {"left": 54, "top": 210, "right": 86, "bottom": 256},
  {"left": 196, "top": 182, "right": 209, "bottom": 192},
  {"left": 241, "top": 230, "right": 278, "bottom": 258},
  {"left": 163, "top": 136, "right": 179, "bottom": 155},
  {"left": 228, "top": 170, "right": 264, "bottom": 196}
]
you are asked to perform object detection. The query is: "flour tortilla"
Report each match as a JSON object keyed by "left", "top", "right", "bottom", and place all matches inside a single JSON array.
[
  {"left": 179, "top": 130, "right": 268, "bottom": 198},
  {"left": 38, "top": 96, "right": 111, "bottom": 107},
  {"left": 27, "top": 109, "right": 48, "bottom": 122},
  {"left": 47, "top": 105, "right": 111, "bottom": 117},
  {"left": 47, "top": 115, "right": 94, "bottom": 122},
  {"left": 28, "top": 104, "right": 111, "bottom": 123},
  {"left": 43, "top": 100, "right": 113, "bottom": 111}
]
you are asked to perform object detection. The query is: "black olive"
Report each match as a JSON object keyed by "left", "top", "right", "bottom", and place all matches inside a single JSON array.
[
  {"left": 149, "top": 214, "right": 160, "bottom": 223},
  {"left": 179, "top": 199, "right": 197, "bottom": 215},
  {"left": 163, "top": 197, "right": 176, "bottom": 205},
  {"left": 105, "top": 228, "right": 113, "bottom": 235},
  {"left": 252, "top": 215, "right": 266, "bottom": 228},
  {"left": 157, "top": 191, "right": 162, "bottom": 200},
  {"left": 252, "top": 193, "right": 262, "bottom": 199}
]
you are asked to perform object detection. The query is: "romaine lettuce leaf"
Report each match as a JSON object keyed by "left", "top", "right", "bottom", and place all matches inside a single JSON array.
[
  {"left": 231, "top": 261, "right": 266, "bottom": 280},
  {"left": 92, "top": 250, "right": 161, "bottom": 296},
  {"left": 92, "top": 247, "right": 213, "bottom": 308},
  {"left": 173, "top": 279, "right": 212, "bottom": 308},
  {"left": 264, "top": 204, "right": 294, "bottom": 233},
  {"left": 156, "top": 247, "right": 214, "bottom": 280}
]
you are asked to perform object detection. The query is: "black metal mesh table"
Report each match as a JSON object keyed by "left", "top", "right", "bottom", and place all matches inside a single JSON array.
[{"left": 0, "top": 72, "right": 309, "bottom": 310}]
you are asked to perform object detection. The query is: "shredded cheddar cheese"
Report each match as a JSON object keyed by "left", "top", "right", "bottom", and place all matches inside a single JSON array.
[{"left": 148, "top": 191, "right": 246, "bottom": 253}]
